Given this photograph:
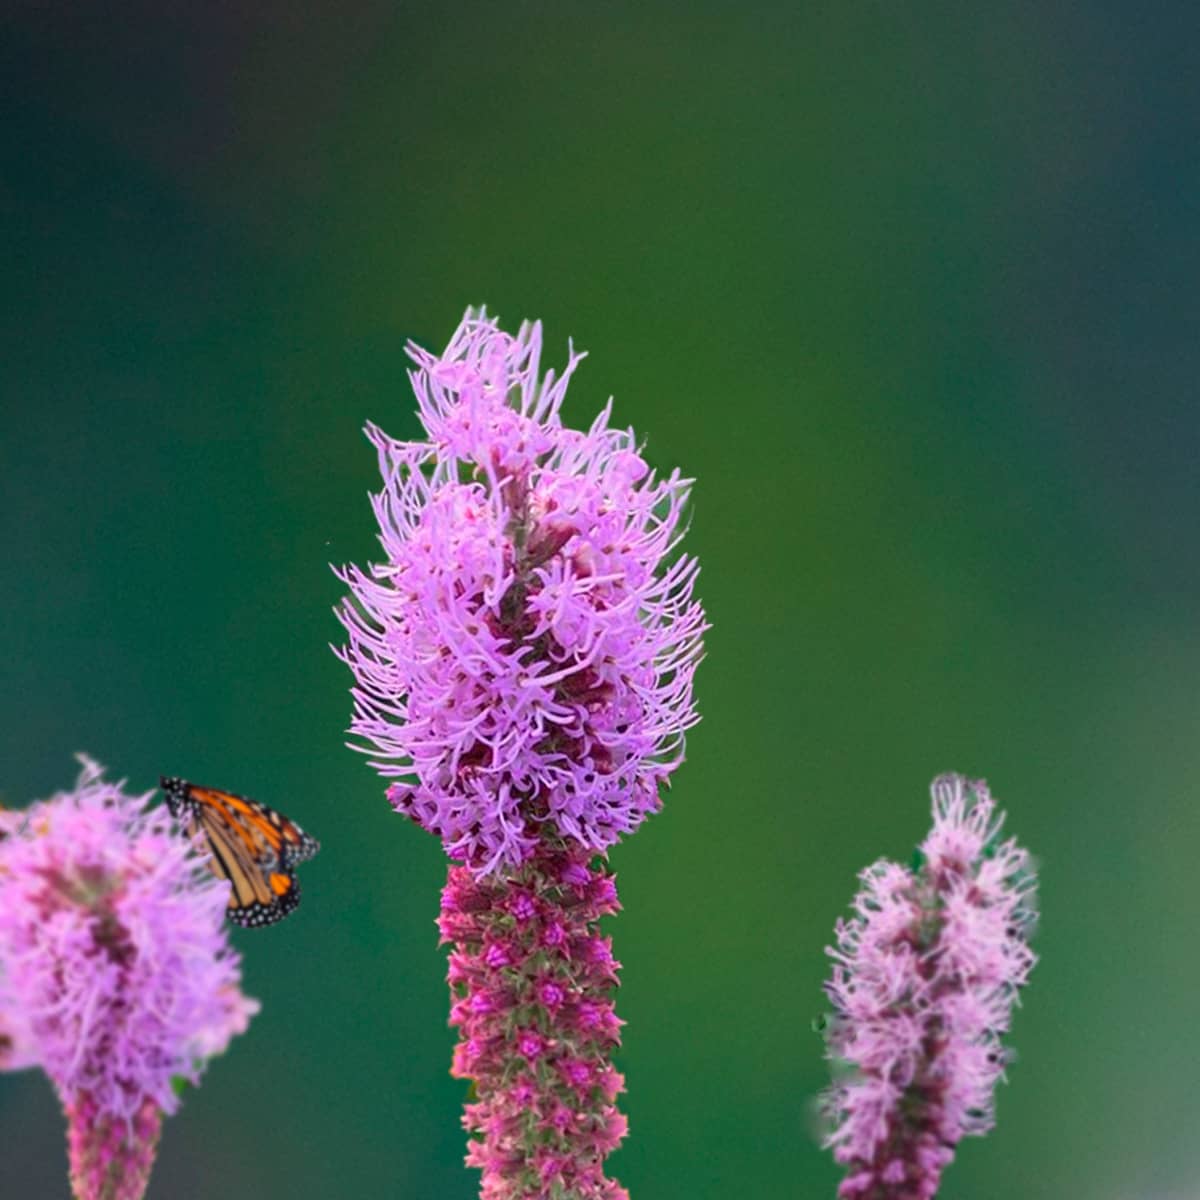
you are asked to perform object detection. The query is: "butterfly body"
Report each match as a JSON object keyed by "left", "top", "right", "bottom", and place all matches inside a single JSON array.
[{"left": 160, "top": 777, "right": 319, "bottom": 928}]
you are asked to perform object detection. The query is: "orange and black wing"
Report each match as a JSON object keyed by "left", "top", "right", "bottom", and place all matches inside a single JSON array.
[{"left": 159, "top": 777, "right": 319, "bottom": 928}]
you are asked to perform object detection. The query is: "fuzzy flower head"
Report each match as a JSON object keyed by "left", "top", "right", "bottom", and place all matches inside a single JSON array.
[
  {"left": 337, "top": 309, "right": 706, "bottom": 875},
  {"left": 0, "top": 757, "right": 258, "bottom": 1122},
  {"left": 820, "top": 775, "right": 1037, "bottom": 1200}
]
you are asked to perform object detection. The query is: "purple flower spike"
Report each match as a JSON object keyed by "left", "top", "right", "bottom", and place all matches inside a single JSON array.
[
  {"left": 821, "top": 775, "right": 1037, "bottom": 1200},
  {"left": 337, "top": 307, "right": 706, "bottom": 876},
  {"left": 336, "top": 309, "right": 705, "bottom": 1195},
  {"left": 0, "top": 757, "right": 258, "bottom": 1200}
]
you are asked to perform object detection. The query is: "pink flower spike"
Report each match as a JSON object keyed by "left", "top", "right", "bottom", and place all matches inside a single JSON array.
[
  {"left": 334, "top": 309, "right": 706, "bottom": 1197},
  {"left": 0, "top": 757, "right": 258, "bottom": 1200},
  {"left": 820, "top": 774, "right": 1037, "bottom": 1200}
]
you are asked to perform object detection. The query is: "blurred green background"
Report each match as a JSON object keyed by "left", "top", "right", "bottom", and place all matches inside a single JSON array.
[{"left": 2, "top": 4, "right": 1197, "bottom": 1198}]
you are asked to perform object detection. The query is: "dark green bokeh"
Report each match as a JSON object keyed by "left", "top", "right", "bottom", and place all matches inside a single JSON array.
[{"left": 2, "top": 5, "right": 1198, "bottom": 1198}]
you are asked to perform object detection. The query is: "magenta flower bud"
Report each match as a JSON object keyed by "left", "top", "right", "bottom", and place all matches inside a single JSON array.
[
  {"left": 470, "top": 990, "right": 503, "bottom": 1016},
  {"left": 537, "top": 978, "right": 567, "bottom": 1009},
  {"left": 336, "top": 309, "right": 705, "bottom": 1197},
  {"left": 483, "top": 942, "right": 514, "bottom": 970},
  {"left": 0, "top": 758, "right": 257, "bottom": 1200},
  {"left": 507, "top": 891, "right": 538, "bottom": 923},
  {"left": 560, "top": 861, "right": 592, "bottom": 888},
  {"left": 820, "top": 775, "right": 1038, "bottom": 1199},
  {"left": 516, "top": 1030, "right": 546, "bottom": 1060},
  {"left": 541, "top": 920, "right": 568, "bottom": 950},
  {"left": 589, "top": 875, "right": 620, "bottom": 909},
  {"left": 558, "top": 1057, "right": 595, "bottom": 1092},
  {"left": 542, "top": 1100, "right": 575, "bottom": 1133},
  {"left": 586, "top": 936, "right": 615, "bottom": 966}
]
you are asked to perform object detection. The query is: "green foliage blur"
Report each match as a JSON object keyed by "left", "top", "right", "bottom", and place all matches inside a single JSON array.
[{"left": 2, "top": 5, "right": 1197, "bottom": 1199}]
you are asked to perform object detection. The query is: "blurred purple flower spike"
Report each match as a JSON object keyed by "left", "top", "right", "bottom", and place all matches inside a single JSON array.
[
  {"left": 821, "top": 774, "right": 1037, "bottom": 1200},
  {"left": 0, "top": 757, "right": 258, "bottom": 1200}
]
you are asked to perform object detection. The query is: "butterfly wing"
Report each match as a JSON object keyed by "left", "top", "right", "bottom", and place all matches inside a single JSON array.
[
  {"left": 254, "top": 798, "right": 321, "bottom": 866},
  {"left": 198, "top": 803, "right": 302, "bottom": 928},
  {"left": 160, "top": 777, "right": 318, "bottom": 928}
]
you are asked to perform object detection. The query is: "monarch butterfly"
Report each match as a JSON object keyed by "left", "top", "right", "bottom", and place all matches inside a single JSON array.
[{"left": 160, "top": 777, "right": 320, "bottom": 928}]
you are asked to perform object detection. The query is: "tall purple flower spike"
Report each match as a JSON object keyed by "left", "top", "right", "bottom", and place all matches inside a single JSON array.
[
  {"left": 336, "top": 309, "right": 706, "bottom": 1196},
  {"left": 0, "top": 757, "right": 258, "bottom": 1200},
  {"left": 336, "top": 308, "right": 706, "bottom": 877},
  {"left": 820, "top": 775, "right": 1037, "bottom": 1200}
]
